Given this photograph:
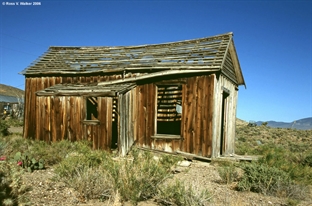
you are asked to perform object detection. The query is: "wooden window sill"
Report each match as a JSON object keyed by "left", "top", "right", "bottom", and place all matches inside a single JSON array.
[
  {"left": 151, "top": 134, "right": 182, "bottom": 140},
  {"left": 82, "top": 120, "right": 100, "bottom": 125}
]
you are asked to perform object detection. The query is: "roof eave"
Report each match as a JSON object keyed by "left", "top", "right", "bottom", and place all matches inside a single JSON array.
[{"left": 228, "top": 39, "right": 246, "bottom": 88}]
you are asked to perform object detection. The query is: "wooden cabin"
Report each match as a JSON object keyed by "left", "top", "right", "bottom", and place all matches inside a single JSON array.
[
  {"left": 20, "top": 32, "right": 245, "bottom": 158},
  {"left": 0, "top": 95, "right": 24, "bottom": 119}
]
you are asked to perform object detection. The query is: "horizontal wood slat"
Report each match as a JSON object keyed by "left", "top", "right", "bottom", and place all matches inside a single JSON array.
[{"left": 157, "top": 84, "right": 182, "bottom": 122}]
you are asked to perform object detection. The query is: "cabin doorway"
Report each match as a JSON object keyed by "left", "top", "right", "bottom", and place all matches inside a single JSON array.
[
  {"left": 111, "top": 98, "right": 118, "bottom": 150},
  {"left": 220, "top": 90, "right": 229, "bottom": 156}
]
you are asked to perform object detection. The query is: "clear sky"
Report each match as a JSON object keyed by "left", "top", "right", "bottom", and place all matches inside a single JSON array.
[{"left": 0, "top": 0, "right": 311, "bottom": 122}]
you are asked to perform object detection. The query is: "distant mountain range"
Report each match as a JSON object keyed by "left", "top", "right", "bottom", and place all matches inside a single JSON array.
[{"left": 256, "top": 117, "right": 312, "bottom": 130}]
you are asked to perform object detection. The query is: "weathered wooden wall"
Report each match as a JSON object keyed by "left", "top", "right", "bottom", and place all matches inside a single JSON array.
[
  {"left": 24, "top": 72, "right": 237, "bottom": 158},
  {"left": 133, "top": 83, "right": 157, "bottom": 148},
  {"left": 23, "top": 74, "right": 131, "bottom": 140},
  {"left": 34, "top": 95, "right": 113, "bottom": 150},
  {"left": 131, "top": 74, "right": 215, "bottom": 157},
  {"left": 212, "top": 74, "right": 238, "bottom": 158},
  {"left": 118, "top": 90, "right": 135, "bottom": 156},
  {"left": 181, "top": 75, "right": 215, "bottom": 157}
]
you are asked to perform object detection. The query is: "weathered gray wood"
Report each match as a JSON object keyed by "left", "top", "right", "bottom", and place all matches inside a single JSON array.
[{"left": 21, "top": 32, "right": 244, "bottom": 89}]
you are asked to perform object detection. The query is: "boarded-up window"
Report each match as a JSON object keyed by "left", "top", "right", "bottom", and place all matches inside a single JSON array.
[
  {"left": 157, "top": 85, "right": 182, "bottom": 135},
  {"left": 86, "top": 97, "right": 98, "bottom": 120}
]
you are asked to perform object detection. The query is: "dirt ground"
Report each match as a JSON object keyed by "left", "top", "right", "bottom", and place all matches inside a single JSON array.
[
  {"left": 19, "top": 160, "right": 312, "bottom": 206},
  {"left": 7, "top": 126, "right": 312, "bottom": 205}
]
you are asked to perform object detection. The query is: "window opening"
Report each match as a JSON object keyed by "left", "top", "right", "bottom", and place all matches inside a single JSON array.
[
  {"left": 157, "top": 85, "right": 182, "bottom": 135},
  {"left": 86, "top": 97, "right": 98, "bottom": 120}
]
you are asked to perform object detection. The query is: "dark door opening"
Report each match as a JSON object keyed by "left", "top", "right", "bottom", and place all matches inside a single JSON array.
[
  {"left": 220, "top": 91, "right": 229, "bottom": 156},
  {"left": 111, "top": 98, "right": 118, "bottom": 149}
]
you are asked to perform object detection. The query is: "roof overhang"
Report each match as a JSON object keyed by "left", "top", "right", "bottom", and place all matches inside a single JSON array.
[
  {"left": 36, "top": 83, "right": 136, "bottom": 97},
  {"left": 228, "top": 39, "right": 246, "bottom": 87}
]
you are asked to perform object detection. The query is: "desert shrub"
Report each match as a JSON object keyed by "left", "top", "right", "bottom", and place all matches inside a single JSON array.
[
  {"left": 54, "top": 147, "right": 183, "bottom": 204},
  {"left": 159, "top": 153, "right": 183, "bottom": 170},
  {"left": 261, "top": 122, "right": 268, "bottom": 126},
  {"left": 2, "top": 135, "right": 31, "bottom": 157},
  {"left": 66, "top": 166, "right": 115, "bottom": 201},
  {"left": 302, "top": 153, "right": 312, "bottom": 167},
  {"left": 4, "top": 119, "right": 23, "bottom": 127},
  {"left": 157, "top": 180, "right": 211, "bottom": 206},
  {"left": 2, "top": 136, "right": 92, "bottom": 166},
  {"left": 30, "top": 140, "right": 89, "bottom": 166},
  {"left": 54, "top": 149, "right": 104, "bottom": 179},
  {"left": 218, "top": 163, "right": 242, "bottom": 184},
  {"left": 256, "top": 145, "right": 312, "bottom": 185},
  {"left": 235, "top": 141, "right": 258, "bottom": 155},
  {"left": 0, "top": 161, "right": 29, "bottom": 205},
  {"left": 237, "top": 163, "right": 290, "bottom": 194},
  {"left": 237, "top": 162, "right": 308, "bottom": 199},
  {"left": 0, "top": 120, "right": 10, "bottom": 136},
  {"left": 54, "top": 147, "right": 115, "bottom": 201},
  {"left": 116, "top": 149, "right": 177, "bottom": 203}
]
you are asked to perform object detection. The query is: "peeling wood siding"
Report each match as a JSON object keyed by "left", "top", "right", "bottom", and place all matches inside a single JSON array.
[
  {"left": 222, "top": 51, "right": 238, "bottom": 84},
  {"left": 212, "top": 74, "right": 238, "bottom": 158},
  {"left": 181, "top": 75, "right": 214, "bottom": 157},
  {"left": 134, "top": 84, "right": 156, "bottom": 148},
  {"left": 118, "top": 91, "right": 135, "bottom": 156},
  {"left": 24, "top": 72, "right": 237, "bottom": 158},
  {"left": 32, "top": 93, "right": 114, "bottom": 150},
  {"left": 132, "top": 75, "right": 214, "bottom": 157},
  {"left": 97, "top": 97, "right": 113, "bottom": 150},
  {"left": 23, "top": 74, "right": 129, "bottom": 140}
]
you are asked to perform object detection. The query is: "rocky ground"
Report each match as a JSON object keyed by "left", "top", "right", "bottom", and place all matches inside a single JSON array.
[
  {"left": 7, "top": 126, "right": 312, "bottom": 206},
  {"left": 19, "top": 159, "right": 312, "bottom": 206}
]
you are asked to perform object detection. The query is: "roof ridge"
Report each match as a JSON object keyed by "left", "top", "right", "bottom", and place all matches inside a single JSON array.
[{"left": 48, "top": 32, "right": 233, "bottom": 49}]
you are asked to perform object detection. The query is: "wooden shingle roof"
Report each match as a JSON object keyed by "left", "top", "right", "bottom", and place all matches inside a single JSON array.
[{"left": 21, "top": 32, "right": 245, "bottom": 86}]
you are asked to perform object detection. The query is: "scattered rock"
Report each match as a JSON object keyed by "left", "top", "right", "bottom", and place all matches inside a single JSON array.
[{"left": 177, "top": 160, "right": 192, "bottom": 167}]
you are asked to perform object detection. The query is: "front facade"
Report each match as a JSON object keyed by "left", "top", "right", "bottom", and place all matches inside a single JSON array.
[{"left": 21, "top": 32, "right": 245, "bottom": 158}]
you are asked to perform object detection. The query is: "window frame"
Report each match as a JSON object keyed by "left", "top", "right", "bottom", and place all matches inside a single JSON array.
[
  {"left": 83, "top": 96, "right": 100, "bottom": 125},
  {"left": 152, "top": 83, "right": 183, "bottom": 139}
]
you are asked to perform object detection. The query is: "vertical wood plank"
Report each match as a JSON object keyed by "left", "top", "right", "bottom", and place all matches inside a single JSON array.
[
  {"left": 29, "top": 78, "right": 38, "bottom": 139},
  {"left": 23, "top": 78, "right": 31, "bottom": 139},
  {"left": 201, "top": 76, "right": 208, "bottom": 157},
  {"left": 195, "top": 76, "right": 203, "bottom": 155},
  {"left": 60, "top": 97, "right": 66, "bottom": 141},
  {"left": 44, "top": 96, "right": 51, "bottom": 142},
  {"left": 51, "top": 96, "right": 56, "bottom": 142},
  {"left": 207, "top": 74, "right": 214, "bottom": 157}
]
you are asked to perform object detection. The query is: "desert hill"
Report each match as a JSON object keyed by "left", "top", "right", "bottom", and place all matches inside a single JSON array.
[{"left": 0, "top": 84, "right": 24, "bottom": 98}]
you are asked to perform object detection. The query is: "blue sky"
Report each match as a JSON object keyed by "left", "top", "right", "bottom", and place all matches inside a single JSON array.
[{"left": 0, "top": 0, "right": 311, "bottom": 122}]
